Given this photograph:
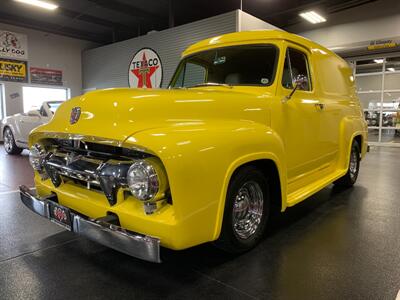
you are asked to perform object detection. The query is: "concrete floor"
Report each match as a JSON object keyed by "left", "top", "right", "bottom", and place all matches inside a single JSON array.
[
  {"left": 0, "top": 146, "right": 399, "bottom": 299},
  {"left": 0, "top": 147, "right": 33, "bottom": 192}
]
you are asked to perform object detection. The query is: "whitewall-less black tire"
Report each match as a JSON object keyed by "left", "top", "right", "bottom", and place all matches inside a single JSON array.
[
  {"left": 215, "top": 166, "right": 270, "bottom": 253},
  {"left": 3, "top": 127, "right": 23, "bottom": 155},
  {"left": 334, "top": 139, "right": 360, "bottom": 187}
]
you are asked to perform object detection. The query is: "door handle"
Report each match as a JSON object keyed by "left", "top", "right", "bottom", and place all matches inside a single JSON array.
[{"left": 315, "top": 103, "right": 325, "bottom": 110}]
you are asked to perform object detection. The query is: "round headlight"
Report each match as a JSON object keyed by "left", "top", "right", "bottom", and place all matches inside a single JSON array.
[
  {"left": 127, "top": 159, "right": 166, "bottom": 201},
  {"left": 29, "top": 144, "right": 46, "bottom": 171},
  {"left": 126, "top": 157, "right": 169, "bottom": 201}
]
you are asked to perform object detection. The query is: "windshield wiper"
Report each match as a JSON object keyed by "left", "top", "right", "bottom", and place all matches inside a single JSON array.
[{"left": 188, "top": 82, "right": 232, "bottom": 89}]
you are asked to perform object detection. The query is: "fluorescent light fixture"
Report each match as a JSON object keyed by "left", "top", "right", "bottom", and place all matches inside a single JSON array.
[
  {"left": 14, "top": 0, "right": 58, "bottom": 10},
  {"left": 387, "top": 67, "right": 395, "bottom": 72},
  {"left": 374, "top": 59, "right": 384, "bottom": 64},
  {"left": 299, "top": 11, "right": 326, "bottom": 24}
]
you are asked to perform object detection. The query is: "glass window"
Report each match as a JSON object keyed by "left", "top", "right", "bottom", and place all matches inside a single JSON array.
[
  {"left": 39, "top": 105, "right": 48, "bottom": 117},
  {"left": 47, "top": 101, "right": 63, "bottom": 114},
  {"left": 0, "top": 84, "right": 3, "bottom": 118},
  {"left": 359, "top": 92, "right": 381, "bottom": 110},
  {"left": 170, "top": 45, "right": 278, "bottom": 88},
  {"left": 281, "top": 48, "right": 311, "bottom": 91},
  {"left": 364, "top": 111, "right": 380, "bottom": 127},
  {"left": 384, "top": 72, "right": 400, "bottom": 90},
  {"left": 352, "top": 56, "right": 400, "bottom": 144},
  {"left": 355, "top": 59, "right": 383, "bottom": 74},
  {"left": 368, "top": 128, "right": 380, "bottom": 142},
  {"left": 380, "top": 130, "right": 400, "bottom": 143},
  {"left": 356, "top": 75, "right": 382, "bottom": 92},
  {"left": 22, "top": 87, "right": 68, "bottom": 113},
  {"left": 385, "top": 57, "right": 400, "bottom": 72},
  {"left": 176, "top": 62, "right": 206, "bottom": 88}
]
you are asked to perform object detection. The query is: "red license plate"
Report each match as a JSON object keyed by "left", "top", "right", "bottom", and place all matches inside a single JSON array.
[{"left": 48, "top": 202, "right": 72, "bottom": 230}]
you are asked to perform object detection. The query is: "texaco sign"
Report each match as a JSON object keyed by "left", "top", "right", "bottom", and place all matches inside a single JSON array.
[{"left": 128, "top": 48, "right": 162, "bottom": 88}]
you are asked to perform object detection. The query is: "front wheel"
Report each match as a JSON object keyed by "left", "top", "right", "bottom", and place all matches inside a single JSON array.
[
  {"left": 214, "top": 166, "right": 270, "bottom": 253},
  {"left": 334, "top": 139, "right": 360, "bottom": 187},
  {"left": 3, "top": 127, "right": 23, "bottom": 155}
]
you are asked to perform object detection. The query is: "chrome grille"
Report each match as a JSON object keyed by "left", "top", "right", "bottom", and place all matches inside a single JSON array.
[
  {"left": 49, "top": 138, "right": 149, "bottom": 161},
  {"left": 41, "top": 138, "right": 150, "bottom": 205},
  {"left": 44, "top": 153, "right": 102, "bottom": 189}
]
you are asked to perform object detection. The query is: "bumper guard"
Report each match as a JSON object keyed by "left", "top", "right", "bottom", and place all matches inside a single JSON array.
[{"left": 19, "top": 185, "right": 161, "bottom": 263}]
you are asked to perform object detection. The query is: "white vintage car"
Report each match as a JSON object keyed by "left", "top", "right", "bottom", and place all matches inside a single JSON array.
[{"left": 1, "top": 101, "right": 63, "bottom": 154}]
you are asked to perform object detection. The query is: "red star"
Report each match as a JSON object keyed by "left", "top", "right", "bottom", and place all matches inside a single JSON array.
[{"left": 131, "top": 52, "right": 159, "bottom": 88}]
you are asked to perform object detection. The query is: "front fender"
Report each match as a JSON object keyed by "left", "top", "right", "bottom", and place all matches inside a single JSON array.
[
  {"left": 124, "top": 121, "right": 286, "bottom": 246},
  {"left": 1, "top": 117, "right": 17, "bottom": 141}
]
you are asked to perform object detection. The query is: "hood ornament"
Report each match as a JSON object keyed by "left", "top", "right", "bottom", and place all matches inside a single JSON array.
[{"left": 70, "top": 107, "right": 81, "bottom": 125}]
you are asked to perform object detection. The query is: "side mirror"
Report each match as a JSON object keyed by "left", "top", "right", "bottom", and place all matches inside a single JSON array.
[
  {"left": 27, "top": 110, "right": 41, "bottom": 117},
  {"left": 282, "top": 74, "right": 309, "bottom": 103},
  {"left": 293, "top": 74, "right": 308, "bottom": 90}
]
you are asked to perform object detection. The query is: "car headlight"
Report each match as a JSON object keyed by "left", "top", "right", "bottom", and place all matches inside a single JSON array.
[
  {"left": 29, "top": 144, "right": 46, "bottom": 171},
  {"left": 127, "top": 158, "right": 168, "bottom": 201}
]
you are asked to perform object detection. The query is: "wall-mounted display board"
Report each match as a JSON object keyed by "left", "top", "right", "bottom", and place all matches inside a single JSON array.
[
  {"left": 0, "top": 58, "right": 28, "bottom": 83},
  {"left": 30, "top": 67, "right": 63, "bottom": 86},
  {"left": 0, "top": 30, "right": 28, "bottom": 60}
]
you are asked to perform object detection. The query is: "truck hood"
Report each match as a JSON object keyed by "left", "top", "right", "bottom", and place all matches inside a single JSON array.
[{"left": 35, "top": 87, "right": 271, "bottom": 143}]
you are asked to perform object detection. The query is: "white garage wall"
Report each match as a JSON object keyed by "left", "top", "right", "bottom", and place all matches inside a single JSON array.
[
  {"left": 0, "top": 22, "right": 95, "bottom": 117},
  {"left": 238, "top": 10, "right": 281, "bottom": 32},
  {"left": 82, "top": 11, "right": 238, "bottom": 90},
  {"left": 82, "top": 10, "right": 281, "bottom": 91},
  {"left": 296, "top": 14, "right": 400, "bottom": 49},
  {"left": 286, "top": 0, "right": 400, "bottom": 49}
]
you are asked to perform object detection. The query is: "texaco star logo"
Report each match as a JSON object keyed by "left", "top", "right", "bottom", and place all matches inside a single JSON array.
[{"left": 128, "top": 48, "right": 163, "bottom": 88}]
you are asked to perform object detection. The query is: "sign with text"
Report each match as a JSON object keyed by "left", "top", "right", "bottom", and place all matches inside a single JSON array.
[
  {"left": 30, "top": 67, "right": 63, "bottom": 86},
  {"left": 0, "top": 31, "right": 28, "bottom": 60},
  {"left": 128, "top": 48, "right": 163, "bottom": 88},
  {"left": 0, "top": 58, "right": 28, "bottom": 82},
  {"left": 368, "top": 39, "right": 399, "bottom": 51}
]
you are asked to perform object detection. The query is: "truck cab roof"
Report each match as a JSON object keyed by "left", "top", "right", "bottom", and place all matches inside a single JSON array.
[{"left": 183, "top": 30, "right": 336, "bottom": 59}]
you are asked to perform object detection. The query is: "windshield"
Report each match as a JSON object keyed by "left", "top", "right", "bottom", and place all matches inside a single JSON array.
[
  {"left": 47, "top": 101, "right": 63, "bottom": 114},
  {"left": 170, "top": 45, "right": 278, "bottom": 88}
]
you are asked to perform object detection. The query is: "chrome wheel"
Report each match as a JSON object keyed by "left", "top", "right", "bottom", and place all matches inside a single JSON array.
[
  {"left": 4, "top": 128, "right": 13, "bottom": 153},
  {"left": 349, "top": 149, "right": 358, "bottom": 180},
  {"left": 232, "top": 181, "right": 264, "bottom": 240}
]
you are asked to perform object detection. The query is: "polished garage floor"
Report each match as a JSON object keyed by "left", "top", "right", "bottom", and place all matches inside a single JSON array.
[
  {"left": 0, "top": 147, "right": 33, "bottom": 193},
  {"left": 0, "top": 146, "right": 400, "bottom": 299}
]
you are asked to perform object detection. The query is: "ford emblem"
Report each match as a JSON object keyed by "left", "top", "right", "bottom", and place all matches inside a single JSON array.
[{"left": 70, "top": 107, "right": 81, "bottom": 124}]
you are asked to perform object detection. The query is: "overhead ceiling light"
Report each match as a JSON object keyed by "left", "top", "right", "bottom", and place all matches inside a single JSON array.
[
  {"left": 374, "top": 59, "right": 384, "bottom": 64},
  {"left": 299, "top": 11, "right": 326, "bottom": 24},
  {"left": 14, "top": 0, "right": 58, "bottom": 10}
]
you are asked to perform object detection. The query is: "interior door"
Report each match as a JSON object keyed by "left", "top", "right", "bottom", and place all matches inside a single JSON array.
[{"left": 276, "top": 44, "right": 327, "bottom": 193}]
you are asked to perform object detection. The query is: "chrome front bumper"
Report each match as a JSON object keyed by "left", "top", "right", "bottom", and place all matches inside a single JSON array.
[{"left": 19, "top": 185, "right": 161, "bottom": 263}]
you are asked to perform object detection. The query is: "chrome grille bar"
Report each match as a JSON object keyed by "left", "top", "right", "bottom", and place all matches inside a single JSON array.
[{"left": 43, "top": 151, "right": 133, "bottom": 205}]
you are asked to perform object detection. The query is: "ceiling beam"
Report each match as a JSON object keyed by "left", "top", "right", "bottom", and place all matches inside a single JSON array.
[
  {"left": 86, "top": 0, "right": 165, "bottom": 22},
  {"left": 0, "top": 11, "right": 110, "bottom": 43},
  {"left": 169, "top": 0, "right": 174, "bottom": 28},
  {"left": 279, "top": 0, "right": 377, "bottom": 28},
  {"left": 263, "top": 0, "right": 328, "bottom": 18},
  {"left": 57, "top": 7, "right": 138, "bottom": 31}
]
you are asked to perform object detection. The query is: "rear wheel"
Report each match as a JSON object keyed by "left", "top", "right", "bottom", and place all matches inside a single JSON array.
[
  {"left": 3, "top": 127, "right": 23, "bottom": 155},
  {"left": 215, "top": 166, "right": 270, "bottom": 253},
  {"left": 334, "top": 139, "right": 360, "bottom": 187}
]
